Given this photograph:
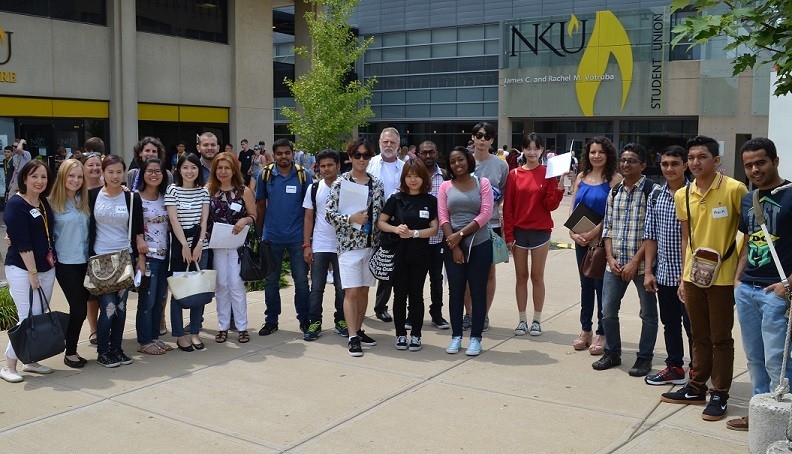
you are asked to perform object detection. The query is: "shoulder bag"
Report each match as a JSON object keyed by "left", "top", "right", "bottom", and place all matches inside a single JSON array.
[
  {"left": 368, "top": 195, "right": 403, "bottom": 282},
  {"left": 8, "top": 287, "right": 70, "bottom": 364},
  {"left": 490, "top": 227, "right": 510, "bottom": 264},
  {"left": 685, "top": 184, "right": 735, "bottom": 288},
  {"left": 579, "top": 239, "right": 606, "bottom": 280},
  {"left": 238, "top": 224, "right": 277, "bottom": 282},
  {"left": 84, "top": 192, "right": 134, "bottom": 296},
  {"left": 167, "top": 261, "right": 217, "bottom": 309}
]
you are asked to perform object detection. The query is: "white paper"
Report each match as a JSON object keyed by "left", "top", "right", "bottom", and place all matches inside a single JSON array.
[
  {"left": 134, "top": 270, "right": 142, "bottom": 287},
  {"left": 208, "top": 223, "right": 249, "bottom": 249},
  {"left": 339, "top": 179, "right": 369, "bottom": 230},
  {"left": 545, "top": 153, "right": 573, "bottom": 178}
]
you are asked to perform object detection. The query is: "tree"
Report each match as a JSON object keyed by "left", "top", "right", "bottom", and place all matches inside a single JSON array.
[
  {"left": 281, "top": 0, "right": 376, "bottom": 153},
  {"left": 671, "top": 0, "right": 792, "bottom": 96}
]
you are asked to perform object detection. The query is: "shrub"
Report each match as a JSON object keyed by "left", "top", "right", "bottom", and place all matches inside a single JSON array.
[{"left": 0, "top": 285, "right": 19, "bottom": 331}]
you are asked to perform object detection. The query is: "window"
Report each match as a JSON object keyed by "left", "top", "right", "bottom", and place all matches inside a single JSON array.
[
  {"left": 0, "top": 0, "right": 107, "bottom": 25},
  {"left": 136, "top": 0, "right": 228, "bottom": 44},
  {"left": 670, "top": 9, "right": 701, "bottom": 61}
]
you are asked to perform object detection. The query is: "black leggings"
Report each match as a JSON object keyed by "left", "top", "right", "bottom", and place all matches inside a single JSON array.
[{"left": 56, "top": 262, "right": 90, "bottom": 356}]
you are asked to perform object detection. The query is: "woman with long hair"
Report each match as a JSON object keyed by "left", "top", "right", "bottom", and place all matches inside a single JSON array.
[
  {"left": 439, "top": 146, "right": 493, "bottom": 356},
  {"left": 569, "top": 137, "right": 622, "bottom": 355},
  {"left": 127, "top": 137, "right": 174, "bottom": 190},
  {"left": 135, "top": 158, "right": 172, "bottom": 355},
  {"left": 165, "top": 153, "right": 210, "bottom": 352},
  {"left": 207, "top": 151, "right": 256, "bottom": 344},
  {"left": 88, "top": 155, "right": 145, "bottom": 368},
  {"left": 377, "top": 159, "right": 438, "bottom": 351},
  {"left": 503, "top": 133, "right": 565, "bottom": 337},
  {"left": 50, "top": 159, "right": 92, "bottom": 368},
  {"left": 1, "top": 161, "right": 57, "bottom": 383}
]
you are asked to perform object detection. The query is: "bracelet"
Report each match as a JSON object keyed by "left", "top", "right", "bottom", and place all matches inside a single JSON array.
[{"left": 28, "top": 268, "right": 37, "bottom": 275}]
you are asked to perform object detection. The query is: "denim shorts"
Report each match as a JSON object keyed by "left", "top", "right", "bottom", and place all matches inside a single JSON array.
[{"left": 513, "top": 228, "right": 551, "bottom": 249}]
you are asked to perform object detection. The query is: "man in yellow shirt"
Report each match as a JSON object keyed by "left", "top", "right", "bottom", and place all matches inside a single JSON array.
[{"left": 660, "top": 135, "right": 747, "bottom": 422}]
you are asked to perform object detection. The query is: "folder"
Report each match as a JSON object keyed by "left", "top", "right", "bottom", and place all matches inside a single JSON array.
[{"left": 564, "top": 203, "right": 604, "bottom": 234}]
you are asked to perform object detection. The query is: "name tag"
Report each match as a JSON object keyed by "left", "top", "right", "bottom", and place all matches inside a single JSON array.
[
  {"left": 115, "top": 205, "right": 127, "bottom": 214},
  {"left": 30, "top": 208, "right": 41, "bottom": 218},
  {"left": 712, "top": 206, "right": 728, "bottom": 219},
  {"left": 229, "top": 202, "right": 242, "bottom": 212},
  {"left": 419, "top": 210, "right": 430, "bottom": 219},
  {"left": 285, "top": 185, "right": 297, "bottom": 194},
  {"left": 179, "top": 202, "right": 192, "bottom": 210}
]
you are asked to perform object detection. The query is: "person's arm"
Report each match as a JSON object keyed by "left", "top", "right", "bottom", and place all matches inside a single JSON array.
[
  {"left": 678, "top": 219, "right": 689, "bottom": 303},
  {"left": 231, "top": 187, "right": 256, "bottom": 235},
  {"left": 543, "top": 175, "right": 565, "bottom": 211},
  {"left": 621, "top": 240, "right": 647, "bottom": 282},
  {"left": 302, "top": 186, "right": 314, "bottom": 264},
  {"left": 254, "top": 171, "right": 266, "bottom": 233},
  {"left": 502, "top": 170, "right": 516, "bottom": 246},
  {"left": 734, "top": 235, "right": 749, "bottom": 287},
  {"left": 191, "top": 192, "right": 210, "bottom": 262},
  {"left": 643, "top": 239, "right": 659, "bottom": 292}
]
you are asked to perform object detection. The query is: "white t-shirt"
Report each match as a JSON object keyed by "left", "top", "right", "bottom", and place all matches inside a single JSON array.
[
  {"left": 379, "top": 160, "right": 401, "bottom": 198},
  {"left": 302, "top": 180, "right": 337, "bottom": 254},
  {"left": 94, "top": 191, "right": 130, "bottom": 255}
]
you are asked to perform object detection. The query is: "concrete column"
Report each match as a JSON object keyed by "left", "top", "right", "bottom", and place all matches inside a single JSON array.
[
  {"left": 108, "top": 0, "right": 138, "bottom": 161},
  {"left": 497, "top": 79, "right": 512, "bottom": 148},
  {"left": 293, "top": 0, "right": 320, "bottom": 80},
  {"left": 229, "top": 0, "right": 274, "bottom": 151}
]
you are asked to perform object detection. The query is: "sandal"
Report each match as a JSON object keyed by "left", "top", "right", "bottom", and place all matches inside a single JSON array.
[
  {"left": 215, "top": 330, "right": 228, "bottom": 343},
  {"left": 154, "top": 340, "right": 173, "bottom": 351},
  {"left": 89, "top": 332, "right": 98, "bottom": 345},
  {"left": 137, "top": 342, "right": 165, "bottom": 355},
  {"left": 238, "top": 330, "right": 250, "bottom": 343}
]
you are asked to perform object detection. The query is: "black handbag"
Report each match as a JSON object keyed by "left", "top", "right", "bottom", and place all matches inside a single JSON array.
[
  {"left": 7, "top": 287, "right": 70, "bottom": 364},
  {"left": 260, "top": 240, "right": 279, "bottom": 280},
  {"left": 238, "top": 225, "right": 269, "bottom": 282}
]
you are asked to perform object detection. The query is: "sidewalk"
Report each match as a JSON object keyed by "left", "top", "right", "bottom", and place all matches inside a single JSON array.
[{"left": 0, "top": 195, "right": 750, "bottom": 452}]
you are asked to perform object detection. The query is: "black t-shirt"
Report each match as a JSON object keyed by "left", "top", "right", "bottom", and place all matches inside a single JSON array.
[
  {"left": 382, "top": 192, "right": 438, "bottom": 260},
  {"left": 239, "top": 149, "right": 254, "bottom": 174},
  {"left": 739, "top": 180, "right": 792, "bottom": 285}
]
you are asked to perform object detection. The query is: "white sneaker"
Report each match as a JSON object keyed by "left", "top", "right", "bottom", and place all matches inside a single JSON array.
[
  {"left": 514, "top": 321, "right": 528, "bottom": 335},
  {"left": 446, "top": 336, "right": 462, "bottom": 354},
  {"left": 1, "top": 367, "right": 23, "bottom": 383},
  {"left": 466, "top": 337, "right": 482, "bottom": 356},
  {"left": 22, "top": 363, "right": 53, "bottom": 374},
  {"left": 529, "top": 321, "right": 542, "bottom": 336}
]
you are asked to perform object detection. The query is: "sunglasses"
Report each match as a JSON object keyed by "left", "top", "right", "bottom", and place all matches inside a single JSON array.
[
  {"left": 474, "top": 132, "right": 493, "bottom": 141},
  {"left": 352, "top": 153, "right": 372, "bottom": 160}
]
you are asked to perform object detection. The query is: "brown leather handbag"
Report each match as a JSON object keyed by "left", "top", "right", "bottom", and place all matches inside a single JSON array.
[{"left": 580, "top": 240, "right": 606, "bottom": 280}]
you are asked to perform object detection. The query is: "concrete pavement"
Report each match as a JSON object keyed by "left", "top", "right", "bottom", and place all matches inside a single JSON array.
[{"left": 0, "top": 194, "right": 750, "bottom": 452}]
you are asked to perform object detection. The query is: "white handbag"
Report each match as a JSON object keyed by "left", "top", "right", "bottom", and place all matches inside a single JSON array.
[{"left": 167, "top": 262, "right": 217, "bottom": 309}]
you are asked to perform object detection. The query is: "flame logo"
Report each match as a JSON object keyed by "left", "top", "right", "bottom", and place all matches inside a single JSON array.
[
  {"left": 0, "top": 27, "right": 4, "bottom": 44},
  {"left": 567, "top": 14, "right": 579, "bottom": 37},
  {"left": 575, "top": 11, "right": 633, "bottom": 117}
]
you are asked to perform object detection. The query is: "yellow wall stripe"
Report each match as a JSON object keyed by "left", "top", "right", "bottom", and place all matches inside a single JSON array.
[
  {"left": 0, "top": 97, "right": 109, "bottom": 118},
  {"left": 0, "top": 97, "right": 53, "bottom": 117},
  {"left": 53, "top": 100, "right": 109, "bottom": 118},
  {"left": 179, "top": 106, "right": 229, "bottom": 123},
  {"left": 138, "top": 103, "right": 179, "bottom": 122}
]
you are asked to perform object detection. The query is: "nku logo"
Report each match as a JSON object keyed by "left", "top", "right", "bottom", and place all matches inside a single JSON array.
[
  {"left": 0, "top": 26, "right": 12, "bottom": 65},
  {"left": 509, "top": 11, "right": 633, "bottom": 117}
]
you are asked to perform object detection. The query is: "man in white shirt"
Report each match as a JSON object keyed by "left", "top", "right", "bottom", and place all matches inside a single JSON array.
[
  {"left": 7, "top": 139, "right": 31, "bottom": 198},
  {"left": 368, "top": 127, "right": 405, "bottom": 322}
]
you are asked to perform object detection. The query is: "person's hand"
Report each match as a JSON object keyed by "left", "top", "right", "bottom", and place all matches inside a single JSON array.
[
  {"left": 136, "top": 257, "right": 146, "bottom": 275},
  {"left": 303, "top": 247, "right": 313, "bottom": 264},
  {"left": 181, "top": 244, "right": 192, "bottom": 264},
  {"left": 644, "top": 273, "right": 658, "bottom": 293},
  {"left": 191, "top": 242, "right": 204, "bottom": 263},
  {"left": 507, "top": 241, "right": 516, "bottom": 253},
  {"left": 395, "top": 224, "right": 411, "bottom": 238},
  {"left": 349, "top": 209, "right": 368, "bottom": 226},
  {"left": 232, "top": 218, "right": 248, "bottom": 235},
  {"left": 621, "top": 259, "right": 638, "bottom": 282},
  {"left": 4, "top": 234, "right": 10, "bottom": 246},
  {"left": 28, "top": 273, "right": 40, "bottom": 289},
  {"left": 137, "top": 236, "right": 149, "bottom": 255},
  {"left": 677, "top": 284, "right": 685, "bottom": 304},
  {"left": 608, "top": 257, "right": 623, "bottom": 277},
  {"left": 452, "top": 247, "right": 465, "bottom": 265},
  {"left": 765, "top": 282, "right": 791, "bottom": 298},
  {"left": 571, "top": 232, "right": 589, "bottom": 247},
  {"left": 446, "top": 231, "right": 463, "bottom": 249}
]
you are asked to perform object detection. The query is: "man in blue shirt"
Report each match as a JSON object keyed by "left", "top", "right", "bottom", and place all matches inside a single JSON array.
[{"left": 256, "top": 139, "right": 313, "bottom": 336}]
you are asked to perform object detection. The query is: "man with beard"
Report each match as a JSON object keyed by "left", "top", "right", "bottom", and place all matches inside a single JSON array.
[{"left": 197, "top": 133, "right": 219, "bottom": 182}]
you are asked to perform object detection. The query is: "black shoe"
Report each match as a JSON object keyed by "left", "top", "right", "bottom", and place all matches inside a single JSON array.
[
  {"left": 375, "top": 310, "right": 393, "bottom": 322},
  {"left": 592, "top": 352, "right": 621, "bottom": 370},
  {"left": 176, "top": 339, "right": 194, "bottom": 352},
  {"left": 258, "top": 323, "right": 279, "bottom": 336},
  {"left": 191, "top": 341, "right": 205, "bottom": 351},
  {"left": 64, "top": 355, "right": 87, "bottom": 369},
  {"left": 432, "top": 317, "right": 450, "bottom": 330},
  {"left": 702, "top": 393, "right": 728, "bottom": 421},
  {"left": 97, "top": 352, "right": 121, "bottom": 368},
  {"left": 357, "top": 329, "right": 377, "bottom": 347},
  {"left": 299, "top": 320, "right": 310, "bottom": 334},
  {"left": 348, "top": 337, "right": 363, "bottom": 357},
  {"left": 628, "top": 357, "right": 652, "bottom": 377},
  {"left": 112, "top": 351, "right": 133, "bottom": 365},
  {"left": 660, "top": 385, "right": 706, "bottom": 405}
]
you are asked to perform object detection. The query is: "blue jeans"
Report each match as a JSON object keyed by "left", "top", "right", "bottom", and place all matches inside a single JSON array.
[
  {"left": 601, "top": 269, "right": 658, "bottom": 359},
  {"left": 308, "top": 252, "right": 344, "bottom": 322},
  {"left": 171, "top": 250, "right": 208, "bottom": 337},
  {"left": 264, "top": 241, "right": 310, "bottom": 324},
  {"left": 735, "top": 283, "right": 792, "bottom": 395},
  {"left": 136, "top": 258, "right": 167, "bottom": 345},
  {"left": 576, "top": 244, "right": 604, "bottom": 335},
  {"left": 97, "top": 288, "right": 130, "bottom": 355},
  {"left": 445, "top": 240, "right": 492, "bottom": 339}
]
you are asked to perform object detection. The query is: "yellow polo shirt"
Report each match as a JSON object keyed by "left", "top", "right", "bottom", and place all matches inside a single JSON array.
[{"left": 674, "top": 173, "right": 747, "bottom": 285}]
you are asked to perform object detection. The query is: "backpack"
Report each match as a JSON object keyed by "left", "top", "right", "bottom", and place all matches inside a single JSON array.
[
  {"left": 308, "top": 181, "right": 320, "bottom": 225},
  {"left": 259, "top": 163, "right": 308, "bottom": 199},
  {"left": 611, "top": 179, "right": 655, "bottom": 204}
]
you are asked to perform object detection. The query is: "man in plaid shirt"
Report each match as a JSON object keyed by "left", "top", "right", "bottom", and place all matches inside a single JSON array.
[
  {"left": 593, "top": 143, "right": 659, "bottom": 376},
  {"left": 643, "top": 145, "right": 693, "bottom": 386}
]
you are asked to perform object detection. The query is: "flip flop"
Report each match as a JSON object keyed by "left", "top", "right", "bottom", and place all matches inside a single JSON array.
[{"left": 89, "top": 332, "right": 98, "bottom": 346}]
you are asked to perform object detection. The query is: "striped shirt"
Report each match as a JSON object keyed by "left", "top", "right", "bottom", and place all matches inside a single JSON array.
[
  {"left": 602, "top": 176, "right": 655, "bottom": 275},
  {"left": 643, "top": 182, "right": 685, "bottom": 286},
  {"left": 428, "top": 164, "right": 445, "bottom": 245},
  {"left": 164, "top": 184, "right": 210, "bottom": 247}
]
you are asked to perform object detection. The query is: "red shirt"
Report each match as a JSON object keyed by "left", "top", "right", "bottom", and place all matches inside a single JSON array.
[{"left": 502, "top": 165, "right": 564, "bottom": 243}]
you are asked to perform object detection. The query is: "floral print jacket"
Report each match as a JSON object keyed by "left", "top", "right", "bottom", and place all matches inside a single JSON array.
[{"left": 325, "top": 171, "right": 385, "bottom": 254}]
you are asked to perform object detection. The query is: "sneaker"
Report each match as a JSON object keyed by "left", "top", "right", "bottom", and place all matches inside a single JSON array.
[
  {"left": 395, "top": 335, "right": 408, "bottom": 350},
  {"left": 299, "top": 320, "right": 309, "bottom": 334},
  {"left": 702, "top": 393, "right": 728, "bottom": 421},
  {"left": 404, "top": 321, "right": 412, "bottom": 330},
  {"left": 0, "top": 367, "right": 23, "bottom": 383},
  {"left": 466, "top": 337, "right": 483, "bottom": 356},
  {"left": 432, "top": 317, "right": 450, "bottom": 330},
  {"left": 21, "top": 363, "right": 53, "bottom": 374},
  {"left": 408, "top": 336, "right": 422, "bottom": 351},
  {"left": 726, "top": 416, "right": 748, "bottom": 431},
  {"left": 333, "top": 320, "right": 349, "bottom": 337},
  {"left": 645, "top": 366, "right": 687, "bottom": 385},
  {"left": 514, "top": 321, "right": 528, "bottom": 336},
  {"left": 113, "top": 351, "right": 133, "bottom": 365},
  {"left": 258, "top": 323, "right": 279, "bottom": 336},
  {"left": 97, "top": 352, "right": 121, "bottom": 368},
  {"left": 446, "top": 336, "right": 463, "bottom": 354},
  {"left": 357, "top": 330, "right": 377, "bottom": 347},
  {"left": 375, "top": 310, "right": 393, "bottom": 322},
  {"left": 462, "top": 314, "right": 472, "bottom": 331},
  {"left": 628, "top": 357, "right": 652, "bottom": 377},
  {"left": 303, "top": 320, "right": 322, "bottom": 341},
  {"left": 529, "top": 321, "right": 542, "bottom": 336},
  {"left": 592, "top": 352, "right": 621, "bottom": 370},
  {"left": 483, "top": 316, "right": 490, "bottom": 332},
  {"left": 348, "top": 337, "right": 363, "bottom": 357},
  {"left": 660, "top": 385, "right": 706, "bottom": 405}
]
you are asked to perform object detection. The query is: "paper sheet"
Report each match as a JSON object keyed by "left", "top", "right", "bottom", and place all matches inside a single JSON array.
[
  {"left": 208, "top": 223, "right": 249, "bottom": 249},
  {"left": 338, "top": 179, "right": 369, "bottom": 230},
  {"left": 545, "top": 153, "right": 573, "bottom": 178}
]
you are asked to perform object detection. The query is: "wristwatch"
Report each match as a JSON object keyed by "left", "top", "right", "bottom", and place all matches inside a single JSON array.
[
  {"left": 28, "top": 268, "right": 37, "bottom": 275},
  {"left": 459, "top": 230, "right": 465, "bottom": 237},
  {"left": 413, "top": 230, "right": 419, "bottom": 238}
]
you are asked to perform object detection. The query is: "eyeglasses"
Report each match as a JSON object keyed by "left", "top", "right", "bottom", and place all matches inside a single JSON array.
[
  {"left": 474, "top": 132, "right": 493, "bottom": 141},
  {"left": 619, "top": 158, "right": 642, "bottom": 165},
  {"left": 352, "top": 153, "right": 372, "bottom": 160},
  {"left": 144, "top": 169, "right": 163, "bottom": 175}
]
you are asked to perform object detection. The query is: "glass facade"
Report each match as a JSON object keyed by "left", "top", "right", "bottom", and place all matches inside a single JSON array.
[
  {"left": 0, "top": 0, "right": 107, "bottom": 25},
  {"left": 136, "top": 0, "right": 228, "bottom": 44}
]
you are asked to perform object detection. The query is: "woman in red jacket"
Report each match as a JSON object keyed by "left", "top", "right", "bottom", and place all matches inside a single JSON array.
[{"left": 503, "top": 132, "right": 565, "bottom": 336}]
